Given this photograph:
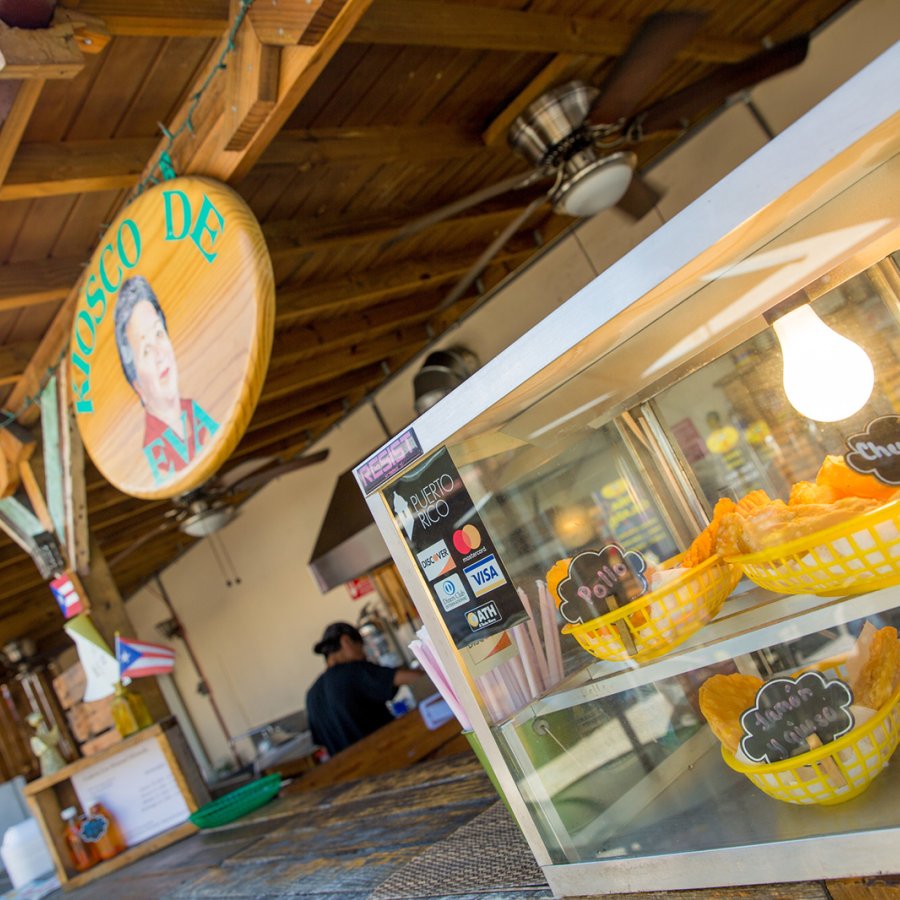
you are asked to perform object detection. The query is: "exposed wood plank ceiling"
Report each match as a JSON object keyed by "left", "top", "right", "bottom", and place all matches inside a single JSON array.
[{"left": 0, "top": 0, "right": 854, "bottom": 650}]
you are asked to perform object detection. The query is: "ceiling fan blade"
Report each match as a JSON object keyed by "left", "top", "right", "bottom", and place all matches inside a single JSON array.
[
  {"left": 636, "top": 35, "right": 810, "bottom": 135},
  {"left": 589, "top": 11, "right": 707, "bottom": 124},
  {"left": 388, "top": 168, "right": 550, "bottom": 246},
  {"left": 214, "top": 456, "right": 278, "bottom": 492},
  {"left": 109, "top": 520, "right": 179, "bottom": 568},
  {"left": 228, "top": 449, "right": 330, "bottom": 495},
  {"left": 615, "top": 172, "right": 662, "bottom": 220},
  {"left": 434, "top": 193, "right": 548, "bottom": 314}
]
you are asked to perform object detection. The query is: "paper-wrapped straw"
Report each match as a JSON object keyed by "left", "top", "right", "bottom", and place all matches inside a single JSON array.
[
  {"left": 537, "top": 579, "right": 564, "bottom": 685},
  {"left": 477, "top": 670, "right": 506, "bottom": 722},
  {"left": 507, "top": 655, "right": 532, "bottom": 707},
  {"left": 518, "top": 587, "right": 550, "bottom": 689},
  {"left": 510, "top": 623, "right": 541, "bottom": 698},
  {"left": 409, "top": 637, "right": 471, "bottom": 730}
]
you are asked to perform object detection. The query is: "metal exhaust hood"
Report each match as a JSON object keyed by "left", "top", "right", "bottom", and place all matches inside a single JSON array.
[{"left": 308, "top": 468, "right": 391, "bottom": 593}]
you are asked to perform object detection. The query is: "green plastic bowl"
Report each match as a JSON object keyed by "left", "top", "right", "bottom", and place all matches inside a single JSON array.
[{"left": 190, "top": 774, "right": 282, "bottom": 829}]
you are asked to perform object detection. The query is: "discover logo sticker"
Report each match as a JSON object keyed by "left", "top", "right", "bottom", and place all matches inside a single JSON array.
[{"left": 416, "top": 539, "right": 455, "bottom": 581}]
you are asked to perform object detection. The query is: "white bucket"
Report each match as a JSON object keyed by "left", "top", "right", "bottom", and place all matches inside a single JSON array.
[{"left": 0, "top": 818, "right": 53, "bottom": 888}]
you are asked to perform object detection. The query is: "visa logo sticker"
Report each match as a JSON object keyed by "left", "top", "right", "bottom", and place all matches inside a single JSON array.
[
  {"left": 434, "top": 573, "right": 470, "bottom": 612},
  {"left": 466, "top": 600, "right": 502, "bottom": 632},
  {"left": 416, "top": 539, "right": 455, "bottom": 581},
  {"left": 463, "top": 554, "right": 506, "bottom": 598}
]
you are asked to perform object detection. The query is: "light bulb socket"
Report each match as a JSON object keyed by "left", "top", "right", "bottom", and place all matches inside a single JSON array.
[{"left": 763, "top": 291, "right": 809, "bottom": 326}]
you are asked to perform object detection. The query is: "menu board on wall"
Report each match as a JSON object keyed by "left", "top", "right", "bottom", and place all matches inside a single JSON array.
[
  {"left": 387, "top": 447, "right": 526, "bottom": 649},
  {"left": 71, "top": 738, "right": 190, "bottom": 846}
]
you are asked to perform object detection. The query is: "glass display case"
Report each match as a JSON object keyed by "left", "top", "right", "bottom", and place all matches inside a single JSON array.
[{"left": 357, "top": 48, "right": 900, "bottom": 896}]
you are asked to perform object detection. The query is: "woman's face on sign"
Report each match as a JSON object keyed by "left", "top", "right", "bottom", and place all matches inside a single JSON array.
[{"left": 126, "top": 300, "right": 180, "bottom": 413}]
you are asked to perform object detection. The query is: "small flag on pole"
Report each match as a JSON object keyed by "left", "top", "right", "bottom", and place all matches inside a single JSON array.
[
  {"left": 50, "top": 571, "right": 86, "bottom": 619},
  {"left": 116, "top": 635, "right": 176, "bottom": 679}
]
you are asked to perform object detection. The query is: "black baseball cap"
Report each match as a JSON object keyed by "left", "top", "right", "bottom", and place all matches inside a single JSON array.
[{"left": 314, "top": 622, "right": 362, "bottom": 656}]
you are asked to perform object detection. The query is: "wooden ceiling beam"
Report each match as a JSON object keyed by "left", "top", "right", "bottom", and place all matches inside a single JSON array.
[
  {"left": 258, "top": 123, "right": 486, "bottom": 168},
  {"left": 275, "top": 244, "right": 533, "bottom": 324},
  {"left": 351, "top": 1, "right": 758, "bottom": 63},
  {"left": 265, "top": 202, "right": 537, "bottom": 280},
  {"left": 0, "top": 137, "right": 156, "bottom": 201},
  {"left": 0, "top": 81, "right": 43, "bottom": 189},
  {"left": 262, "top": 325, "right": 432, "bottom": 402},
  {"left": 0, "top": 341, "right": 38, "bottom": 386},
  {"left": 0, "top": 601, "right": 58, "bottom": 647},
  {"left": 57, "top": 1, "right": 229, "bottom": 38},
  {"left": 0, "top": 257, "right": 83, "bottom": 310}
]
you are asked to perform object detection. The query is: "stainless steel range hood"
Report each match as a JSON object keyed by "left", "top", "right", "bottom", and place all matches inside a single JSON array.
[{"left": 308, "top": 468, "right": 391, "bottom": 593}]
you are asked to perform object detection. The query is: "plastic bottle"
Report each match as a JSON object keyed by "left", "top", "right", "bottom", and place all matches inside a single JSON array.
[
  {"left": 111, "top": 681, "right": 153, "bottom": 737},
  {"left": 80, "top": 803, "right": 126, "bottom": 861},
  {"left": 61, "top": 807, "right": 96, "bottom": 872}
]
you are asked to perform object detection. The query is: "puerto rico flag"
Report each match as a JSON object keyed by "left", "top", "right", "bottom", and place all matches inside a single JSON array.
[
  {"left": 50, "top": 572, "right": 85, "bottom": 619},
  {"left": 116, "top": 635, "right": 176, "bottom": 679}
]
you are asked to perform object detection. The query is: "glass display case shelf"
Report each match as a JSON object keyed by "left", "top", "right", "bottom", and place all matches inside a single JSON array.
[{"left": 507, "top": 583, "right": 900, "bottom": 724}]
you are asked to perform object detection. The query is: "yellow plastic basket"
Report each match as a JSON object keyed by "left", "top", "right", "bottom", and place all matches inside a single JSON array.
[
  {"left": 722, "top": 659, "right": 900, "bottom": 806},
  {"left": 727, "top": 500, "right": 900, "bottom": 597},
  {"left": 561, "top": 555, "right": 740, "bottom": 663}
]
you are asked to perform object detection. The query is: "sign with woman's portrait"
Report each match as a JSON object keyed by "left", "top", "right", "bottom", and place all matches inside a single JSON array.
[{"left": 70, "top": 176, "right": 275, "bottom": 499}]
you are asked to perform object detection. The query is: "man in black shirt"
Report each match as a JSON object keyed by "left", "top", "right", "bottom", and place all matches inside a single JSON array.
[{"left": 306, "top": 622, "right": 422, "bottom": 757}]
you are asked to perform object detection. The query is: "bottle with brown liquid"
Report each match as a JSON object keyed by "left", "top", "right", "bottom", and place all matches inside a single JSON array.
[
  {"left": 80, "top": 802, "right": 127, "bottom": 861},
  {"left": 61, "top": 807, "right": 97, "bottom": 872}
]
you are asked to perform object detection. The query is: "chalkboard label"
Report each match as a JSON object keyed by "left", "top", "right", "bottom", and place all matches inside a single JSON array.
[
  {"left": 845, "top": 415, "right": 900, "bottom": 486},
  {"left": 556, "top": 544, "right": 648, "bottom": 625},
  {"left": 739, "top": 671, "right": 854, "bottom": 764}
]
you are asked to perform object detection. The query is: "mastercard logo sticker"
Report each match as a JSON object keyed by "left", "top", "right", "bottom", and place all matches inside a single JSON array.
[{"left": 453, "top": 524, "right": 482, "bottom": 554}]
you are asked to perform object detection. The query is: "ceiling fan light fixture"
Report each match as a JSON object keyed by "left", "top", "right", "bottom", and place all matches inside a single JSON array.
[
  {"left": 180, "top": 506, "right": 237, "bottom": 537},
  {"left": 553, "top": 151, "right": 637, "bottom": 217}
]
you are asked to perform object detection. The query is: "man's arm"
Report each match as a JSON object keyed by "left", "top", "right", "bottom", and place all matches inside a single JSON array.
[{"left": 393, "top": 666, "right": 424, "bottom": 687}]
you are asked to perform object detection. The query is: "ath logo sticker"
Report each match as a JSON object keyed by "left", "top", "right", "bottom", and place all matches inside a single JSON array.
[
  {"left": 416, "top": 539, "right": 455, "bottom": 581},
  {"left": 463, "top": 554, "right": 506, "bottom": 598},
  {"left": 466, "top": 600, "right": 502, "bottom": 632}
]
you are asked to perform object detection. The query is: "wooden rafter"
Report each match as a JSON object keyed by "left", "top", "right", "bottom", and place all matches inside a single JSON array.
[
  {"left": 57, "top": 0, "right": 229, "bottom": 38},
  {"left": 0, "top": 341, "right": 38, "bottom": 386},
  {"left": 275, "top": 245, "right": 534, "bottom": 324},
  {"left": 351, "top": 1, "right": 759, "bottom": 62},
  {"left": 265, "top": 203, "right": 542, "bottom": 281},
  {"left": 0, "top": 81, "right": 44, "bottom": 187},
  {"left": 0, "top": 137, "right": 156, "bottom": 201},
  {"left": 0, "top": 258, "right": 83, "bottom": 310}
]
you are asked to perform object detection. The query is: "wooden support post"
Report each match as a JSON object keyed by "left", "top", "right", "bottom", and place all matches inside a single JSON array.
[
  {"left": 79, "top": 535, "right": 171, "bottom": 723},
  {"left": 223, "top": 1, "right": 280, "bottom": 152}
]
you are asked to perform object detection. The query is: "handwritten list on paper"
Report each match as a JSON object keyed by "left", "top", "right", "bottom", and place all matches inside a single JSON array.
[{"left": 71, "top": 738, "right": 190, "bottom": 846}]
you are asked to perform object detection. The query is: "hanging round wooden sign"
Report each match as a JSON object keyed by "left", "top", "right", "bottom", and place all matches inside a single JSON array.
[{"left": 69, "top": 176, "right": 274, "bottom": 500}]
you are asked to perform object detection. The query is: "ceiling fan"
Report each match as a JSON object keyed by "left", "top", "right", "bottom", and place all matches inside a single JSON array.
[
  {"left": 110, "top": 449, "right": 330, "bottom": 567},
  {"left": 392, "top": 11, "right": 809, "bottom": 311}
]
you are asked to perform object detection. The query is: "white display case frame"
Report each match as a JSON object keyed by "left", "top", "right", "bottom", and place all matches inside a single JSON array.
[{"left": 356, "top": 46, "right": 900, "bottom": 897}]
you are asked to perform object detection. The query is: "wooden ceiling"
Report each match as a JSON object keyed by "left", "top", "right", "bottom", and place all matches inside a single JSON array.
[{"left": 0, "top": 0, "right": 854, "bottom": 651}]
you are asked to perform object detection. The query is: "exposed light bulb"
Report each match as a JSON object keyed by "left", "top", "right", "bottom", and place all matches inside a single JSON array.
[{"left": 771, "top": 305, "right": 874, "bottom": 422}]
